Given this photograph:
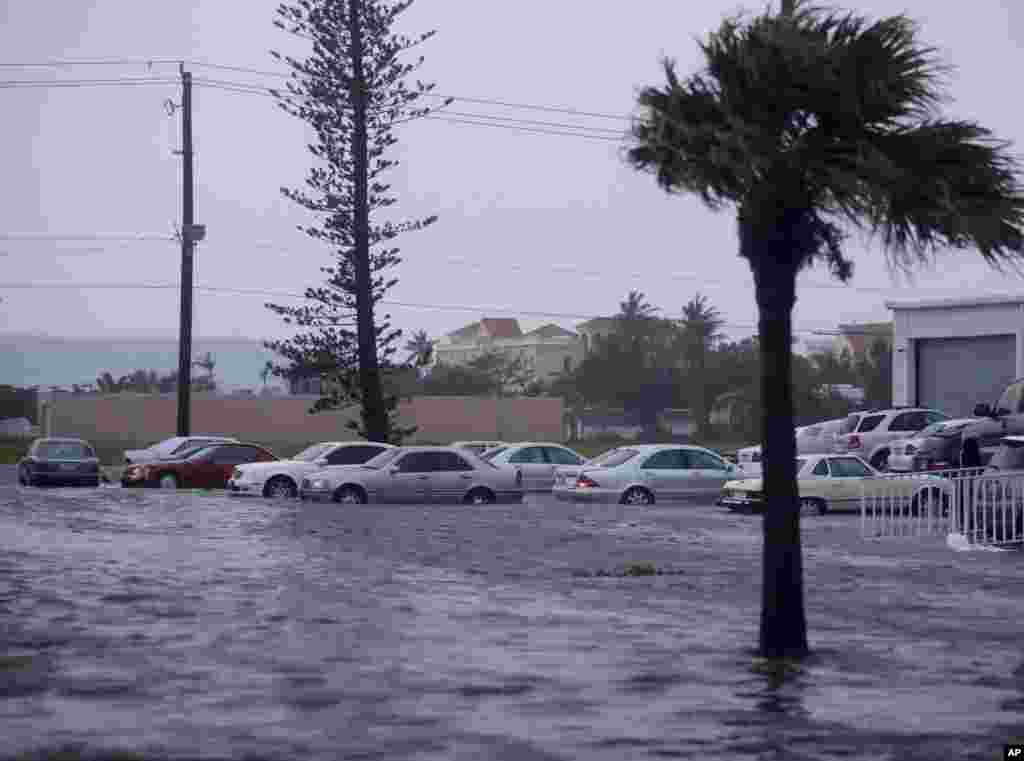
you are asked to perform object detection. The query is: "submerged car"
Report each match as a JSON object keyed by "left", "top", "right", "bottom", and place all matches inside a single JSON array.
[
  {"left": 18, "top": 437, "right": 101, "bottom": 487},
  {"left": 228, "top": 441, "right": 394, "bottom": 498},
  {"left": 299, "top": 446, "right": 524, "bottom": 505},
  {"left": 121, "top": 442, "right": 277, "bottom": 489},
  {"left": 481, "top": 442, "right": 587, "bottom": 492},
  {"left": 718, "top": 453, "right": 951, "bottom": 515},
  {"left": 123, "top": 435, "right": 237, "bottom": 465},
  {"left": 887, "top": 417, "right": 978, "bottom": 472},
  {"left": 552, "top": 444, "right": 739, "bottom": 505}
]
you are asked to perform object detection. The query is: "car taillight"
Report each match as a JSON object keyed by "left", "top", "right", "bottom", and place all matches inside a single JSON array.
[
  {"left": 576, "top": 475, "right": 599, "bottom": 489},
  {"left": 928, "top": 461, "right": 949, "bottom": 471},
  {"left": 847, "top": 435, "right": 862, "bottom": 449}
]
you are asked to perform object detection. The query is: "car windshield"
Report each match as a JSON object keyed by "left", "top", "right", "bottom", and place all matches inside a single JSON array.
[
  {"left": 988, "top": 442, "right": 1024, "bottom": 472},
  {"left": 36, "top": 441, "right": 94, "bottom": 459},
  {"left": 151, "top": 438, "right": 185, "bottom": 455},
  {"left": 480, "top": 446, "right": 509, "bottom": 461},
  {"left": 182, "top": 445, "right": 217, "bottom": 461},
  {"left": 362, "top": 448, "right": 403, "bottom": 469},
  {"left": 293, "top": 443, "right": 333, "bottom": 462},
  {"left": 591, "top": 449, "right": 639, "bottom": 468}
]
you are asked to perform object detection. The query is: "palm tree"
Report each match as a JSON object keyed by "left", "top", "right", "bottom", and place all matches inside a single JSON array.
[
  {"left": 628, "top": 0, "right": 1023, "bottom": 658},
  {"left": 679, "top": 293, "right": 726, "bottom": 437},
  {"left": 403, "top": 329, "right": 434, "bottom": 368}
]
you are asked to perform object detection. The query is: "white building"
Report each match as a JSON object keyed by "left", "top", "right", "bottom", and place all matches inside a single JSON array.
[{"left": 887, "top": 294, "right": 1024, "bottom": 417}]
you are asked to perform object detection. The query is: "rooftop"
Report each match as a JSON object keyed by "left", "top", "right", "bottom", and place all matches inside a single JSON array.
[{"left": 885, "top": 294, "right": 1024, "bottom": 311}]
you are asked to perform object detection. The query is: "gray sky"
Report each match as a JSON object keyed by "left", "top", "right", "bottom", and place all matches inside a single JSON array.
[{"left": 1, "top": 0, "right": 1022, "bottom": 345}]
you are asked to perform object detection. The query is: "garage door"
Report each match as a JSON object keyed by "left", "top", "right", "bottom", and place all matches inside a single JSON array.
[{"left": 916, "top": 335, "right": 1016, "bottom": 417}]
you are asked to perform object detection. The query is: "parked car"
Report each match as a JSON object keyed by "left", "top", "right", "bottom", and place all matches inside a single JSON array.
[
  {"left": 552, "top": 444, "right": 739, "bottom": 505},
  {"left": 887, "top": 418, "right": 978, "bottom": 472},
  {"left": 18, "top": 437, "right": 101, "bottom": 488},
  {"left": 717, "top": 453, "right": 951, "bottom": 515},
  {"left": 481, "top": 442, "right": 587, "bottom": 492},
  {"left": 833, "top": 407, "right": 950, "bottom": 470},
  {"left": 451, "top": 441, "right": 506, "bottom": 456},
  {"left": 737, "top": 445, "right": 763, "bottom": 476},
  {"left": 227, "top": 441, "right": 394, "bottom": 498},
  {"left": 735, "top": 420, "right": 846, "bottom": 476},
  {"left": 299, "top": 446, "right": 524, "bottom": 505},
  {"left": 960, "top": 378, "right": 1024, "bottom": 468},
  {"left": 121, "top": 442, "right": 277, "bottom": 489},
  {"left": 123, "top": 435, "right": 237, "bottom": 465}
]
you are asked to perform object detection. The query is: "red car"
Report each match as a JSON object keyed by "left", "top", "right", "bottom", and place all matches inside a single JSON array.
[{"left": 121, "top": 442, "right": 277, "bottom": 490}]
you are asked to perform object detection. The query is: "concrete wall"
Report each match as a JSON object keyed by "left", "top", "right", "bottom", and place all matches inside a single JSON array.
[
  {"left": 889, "top": 299, "right": 1024, "bottom": 406},
  {"left": 46, "top": 393, "right": 564, "bottom": 449}
]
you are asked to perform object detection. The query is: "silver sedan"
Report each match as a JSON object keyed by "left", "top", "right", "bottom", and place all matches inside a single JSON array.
[
  {"left": 480, "top": 442, "right": 587, "bottom": 492},
  {"left": 552, "top": 444, "right": 740, "bottom": 505},
  {"left": 299, "top": 446, "right": 525, "bottom": 505}
]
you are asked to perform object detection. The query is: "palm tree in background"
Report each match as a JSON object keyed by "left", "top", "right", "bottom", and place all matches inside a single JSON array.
[
  {"left": 628, "top": 0, "right": 1023, "bottom": 657},
  {"left": 679, "top": 293, "right": 726, "bottom": 438},
  {"left": 403, "top": 330, "right": 434, "bottom": 368}
]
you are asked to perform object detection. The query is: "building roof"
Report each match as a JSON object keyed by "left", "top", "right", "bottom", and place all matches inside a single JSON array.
[
  {"left": 446, "top": 318, "right": 523, "bottom": 342},
  {"left": 884, "top": 294, "right": 1024, "bottom": 311},
  {"left": 575, "top": 316, "right": 617, "bottom": 332},
  {"left": 526, "top": 323, "right": 577, "bottom": 339}
]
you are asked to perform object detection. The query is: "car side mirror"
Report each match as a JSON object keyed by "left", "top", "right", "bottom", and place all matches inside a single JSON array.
[
  {"left": 389, "top": 466, "right": 401, "bottom": 475},
  {"left": 314, "top": 457, "right": 329, "bottom": 466},
  {"left": 973, "top": 403, "right": 993, "bottom": 418}
]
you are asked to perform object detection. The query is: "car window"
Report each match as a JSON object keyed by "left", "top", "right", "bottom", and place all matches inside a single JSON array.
[
  {"left": 597, "top": 449, "right": 639, "bottom": 468},
  {"left": 437, "top": 451, "right": 475, "bottom": 471},
  {"left": 685, "top": 450, "right": 730, "bottom": 470},
  {"left": 36, "top": 441, "right": 94, "bottom": 459},
  {"left": 924, "top": 411, "right": 950, "bottom": 425},
  {"left": 509, "top": 446, "right": 547, "bottom": 465},
  {"left": 889, "top": 412, "right": 918, "bottom": 432},
  {"left": 480, "top": 446, "right": 509, "bottom": 461},
  {"left": 545, "top": 447, "right": 583, "bottom": 466},
  {"left": 857, "top": 414, "right": 886, "bottom": 433},
  {"left": 811, "top": 459, "right": 829, "bottom": 477},
  {"left": 152, "top": 438, "right": 185, "bottom": 455},
  {"left": 830, "top": 457, "right": 873, "bottom": 478},
  {"left": 396, "top": 451, "right": 441, "bottom": 473},
  {"left": 363, "top": 448, "right": 402, "bottom": 469},
  {"left": 995, "top": 383, "right": 1024, "bottom": 416},
  {"left": 641, "top": 449, "right": 687, "bottom": 469},
  {"left": 211, "top": 445, "right": 260, "bottom": 465},
  {"left": 293, "top": 443, "right": 333, "bottom": 461},
  {"left": 840, "top": 414, "right": 862, "bottom": 434},
  {"left": 327, "top": 445, "right": 386, "bottom": 466}
]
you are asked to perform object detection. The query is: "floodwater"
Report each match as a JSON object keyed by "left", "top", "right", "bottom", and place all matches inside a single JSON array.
[{"left": 1, "top": 481, "right": 1023, "bottom": 760}]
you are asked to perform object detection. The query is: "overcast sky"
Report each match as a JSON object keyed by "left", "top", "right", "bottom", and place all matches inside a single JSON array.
[{"left": 1, "top": 0, "right": 1022, "bottom": 345}]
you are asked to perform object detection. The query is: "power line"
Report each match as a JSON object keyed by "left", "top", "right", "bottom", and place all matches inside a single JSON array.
[
  {"left": 0, "top": 77, "right": 178, "bottom": 89},
  {"left": 0, "top": 280, "right": 881, "bottom": 335},
  {"left": 0, "top": 233, "right": 176, "bottom": 242}
]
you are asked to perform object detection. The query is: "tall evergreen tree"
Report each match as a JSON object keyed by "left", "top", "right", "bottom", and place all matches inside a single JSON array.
[{"left": 265, "top": 0, "right": 449, "bottom": 442}]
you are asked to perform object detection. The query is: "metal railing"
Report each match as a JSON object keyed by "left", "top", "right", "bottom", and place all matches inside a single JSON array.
[{"left": 859, "top": 467, "right": 1024, "bottom": 547}]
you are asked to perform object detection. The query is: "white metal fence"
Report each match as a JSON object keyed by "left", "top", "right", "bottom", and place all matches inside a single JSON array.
[{"left": 860, "top": 468, "right": 1024, "bottom": 547}]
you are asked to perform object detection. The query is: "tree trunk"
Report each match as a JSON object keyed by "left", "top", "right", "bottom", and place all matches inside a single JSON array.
[
  {"left": 347, "top": 0, "right": 389, "bottom": 443},
  {"left": 752, "top": 258, "right": 809, "bottom": 659}
]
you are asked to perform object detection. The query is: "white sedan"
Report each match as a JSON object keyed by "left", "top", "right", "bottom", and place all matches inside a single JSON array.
[
  {"left": 480, "top": 442, "right": 587, "bottom": 492},
  {"left": 228, "top": 441, "right": 394, "bottom": 498}
]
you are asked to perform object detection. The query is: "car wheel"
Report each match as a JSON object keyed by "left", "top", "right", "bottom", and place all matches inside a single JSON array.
[
  {"left": 333, "top": 485, "right": 367, "bottom": 505},
  {"left": 158, "top": 473, "right": 179, "bottom": 490},
  {"left": 870, "top": 450, "right": 890, "bottom": 471},
  {"left": 621, "top": 487, "right": 654, "bottom": 506},
  {"left": 799, "top": 497, "right": 827, "bottom": 516},
  {"left": 464, "top": 487, "right": 496, "bottom": 506},
  {"left": 263, "top": 476, "right": 298, "bottom": 499}
]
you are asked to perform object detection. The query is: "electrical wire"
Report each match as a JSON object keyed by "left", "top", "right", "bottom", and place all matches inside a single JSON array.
[
  {"left": 0, "top": 280, "right": 886, "bottom": 336},
  {"left": 0, "top": 77, "right": 178, "bottom": 89}
]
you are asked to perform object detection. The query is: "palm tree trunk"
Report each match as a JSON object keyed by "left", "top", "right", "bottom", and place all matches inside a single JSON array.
[{"left": 752, "top": 259, "right": 809, "bottom": 658}]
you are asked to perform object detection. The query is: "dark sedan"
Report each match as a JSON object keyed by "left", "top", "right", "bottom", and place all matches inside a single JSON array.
[
  {"left": 18, "top": 438, "right": 101, "bottom": 487},
  {"left": 121, "top": 442, "right": 277, "bottom": 490}
]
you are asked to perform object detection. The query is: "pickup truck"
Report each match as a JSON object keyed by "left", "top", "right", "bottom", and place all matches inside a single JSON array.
[{"left": 960, "top": 378, "right": 1024, "bottom": 467}]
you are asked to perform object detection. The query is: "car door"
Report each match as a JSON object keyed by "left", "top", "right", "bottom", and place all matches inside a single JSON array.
[
  {"left": 186, "top": 445, "right": 229, "bottom": 489},
  {"left": 378, "top": 451, "right": 435, "bottom": 503},
  {"left": 430, "top": 451, "right": 477, "bottom": 503},
  {"left": 827, "top": 456, "right": 874, "bottom": 510},
  {"left": 803, "top": 457, "right": 833, "bottom": 501},
  {"left": 507, "top": 446, "right": 551, "bottom": 491},
  {"left": 639, "top": 449, "right": 692, "bottom": 501},
  {"left": 210, "top": 445, "right": 257, "bottom": 488},
  {"left": 684, "top": 449, "right": 736, "bottom": 497}
]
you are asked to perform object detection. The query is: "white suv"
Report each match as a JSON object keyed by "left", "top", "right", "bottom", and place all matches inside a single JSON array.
[{"left": 832, "top": 408, "right": 950, "bottom": 470}]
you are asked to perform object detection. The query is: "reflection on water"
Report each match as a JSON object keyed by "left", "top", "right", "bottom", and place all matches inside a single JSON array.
[{"left": 0, "top": 485, "right": 1022, "bottom": 760}]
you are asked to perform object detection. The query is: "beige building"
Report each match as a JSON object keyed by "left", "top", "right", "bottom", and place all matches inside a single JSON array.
[{"left": 432, "top": 318, "right": 586, "bottom": 382}]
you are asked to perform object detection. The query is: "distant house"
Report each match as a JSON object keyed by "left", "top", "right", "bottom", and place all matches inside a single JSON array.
[
  {"left": 432, "top": 318, "right": 585, "bottom": 383},
  {"left": 834, "top": 322, "right": 893, "bottom": 361},
  {"left": 570, "top": 408, "right": 647, "bottom": 441}
]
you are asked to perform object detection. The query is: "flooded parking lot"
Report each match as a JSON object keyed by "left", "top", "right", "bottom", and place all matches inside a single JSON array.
[{"left": 2, "top": 476, "right": 1023, "bottom": 760}]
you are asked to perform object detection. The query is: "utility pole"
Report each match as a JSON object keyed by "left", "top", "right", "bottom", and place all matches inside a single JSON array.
[{"left": 176, "top": 64, "right": 195, "bottom": 436}]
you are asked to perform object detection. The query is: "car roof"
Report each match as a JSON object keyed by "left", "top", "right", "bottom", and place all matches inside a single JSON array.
[
  {"left": 1003, "top": 436, "right": 1024, "bottom": 444},
  {"left": 34, "top": 437, "right": 90, "bottom": 444}
]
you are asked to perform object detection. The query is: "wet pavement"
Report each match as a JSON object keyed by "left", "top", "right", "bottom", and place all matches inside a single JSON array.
[{"left": 1, "top": 478, "right": 1023, "bottom": 760}]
